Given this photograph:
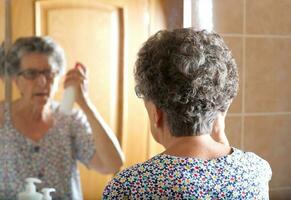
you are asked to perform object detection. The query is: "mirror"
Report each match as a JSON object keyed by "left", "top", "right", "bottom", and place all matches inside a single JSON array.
[
  {"left": 1, "top": 0, "right": 129, "bottom": 198},
  {"left": 0, "top": 0, "right": 169, "bottom": 198}
]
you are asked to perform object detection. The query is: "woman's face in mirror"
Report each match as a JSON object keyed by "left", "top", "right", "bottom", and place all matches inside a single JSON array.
[{"left": 15, "top": 52, "right": 59, "bottom": 108}]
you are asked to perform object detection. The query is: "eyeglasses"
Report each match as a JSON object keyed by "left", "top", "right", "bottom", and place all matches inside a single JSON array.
[
  {"left": 17, "top": 69, "right": 58, "bottom": 80},
  {"left": 134, "top": 85, "right": 144, "bottom": 98}
]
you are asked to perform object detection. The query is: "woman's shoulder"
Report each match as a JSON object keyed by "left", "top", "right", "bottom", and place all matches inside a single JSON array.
[
  {"left": 111, "top": 154, "right": 163, "bottom": 180},
  {"left": 233, "top": 147, "right": 270, "bottom": 165},
  {"left": 231, "top": 147, "right": 272, "bottom": 177}
]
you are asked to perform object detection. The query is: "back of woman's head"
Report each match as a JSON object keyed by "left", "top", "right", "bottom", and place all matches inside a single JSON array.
[
  {"left": 135, "top": 28, "right": 238, "bottom": 136},
  {"left": 7, "top": 36, "right": 66, "bottom": 76}
]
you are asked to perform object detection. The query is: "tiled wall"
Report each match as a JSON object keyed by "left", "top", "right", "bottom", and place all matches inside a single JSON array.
[{"left": 191, "top": 0, "right": 291, "bottom": 199}]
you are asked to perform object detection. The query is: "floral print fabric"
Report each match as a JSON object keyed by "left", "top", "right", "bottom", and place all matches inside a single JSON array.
[
  {"left": 0, "top": 102, "right": 96, "bottom": 200},
  {"left": 103, "top": 147, "right": 271, "bottom": 199}
]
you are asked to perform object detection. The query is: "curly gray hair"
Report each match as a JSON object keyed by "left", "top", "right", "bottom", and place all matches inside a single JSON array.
[
  {"left": 6, "top": 36, "right": 66, "bottom": 76},
  {"left": 134, "top": 29, "right": 239, "bottom": 136}
]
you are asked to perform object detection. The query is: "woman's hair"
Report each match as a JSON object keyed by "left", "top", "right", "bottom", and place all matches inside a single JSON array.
[
  {"left": 6, "top": 36, "right": 66, "bottom": 76},
  {"left": 134, "top": 29, "right": 239, "bottom": 136}
]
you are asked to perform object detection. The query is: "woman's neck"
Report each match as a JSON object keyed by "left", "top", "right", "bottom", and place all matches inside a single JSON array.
[
  {"left": 163, "top": 134, "right": 231, "bottom": 159},
  {"left": 13, "top": 99, "right": 51, "bottom": 122}
]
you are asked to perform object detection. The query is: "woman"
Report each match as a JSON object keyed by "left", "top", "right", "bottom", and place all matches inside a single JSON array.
[
  {"left": 0, "top": 36, "right": 124, "bottom": 200},
  {"left": 103, "top": 29, "right": 271, "bottom": 199}
]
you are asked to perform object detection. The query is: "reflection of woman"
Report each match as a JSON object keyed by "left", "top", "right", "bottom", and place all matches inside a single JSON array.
[
  {"left": 103, "top": 29, "right": 272, "bottom": 199},
  {"left": 0, "top": 36, "right": 124, "bottom": 199}
]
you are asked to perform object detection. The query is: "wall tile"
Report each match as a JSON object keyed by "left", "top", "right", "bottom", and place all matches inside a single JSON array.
[
  {"left": 245, "top": 38, "right": 291, "bottom": 112},
  {"left": 191, "top": 0, "right": 243, "bottom": 33},
  {"left": 270, "top": 188, "right": 291, "bottom": 200},
  {"left": 246, "top": 0, "right": 291, "bottom": 35},
  {"left": 244, "top": 115, "right": 291, "bottom": 188}
]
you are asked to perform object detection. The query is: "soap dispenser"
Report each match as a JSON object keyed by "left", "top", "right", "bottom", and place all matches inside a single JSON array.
[
  {"left": 17, "top": 178, "right": 43, "bottom": 200},
  {"left": 41, "top": 188, "right": 55, "bottom": 200}
]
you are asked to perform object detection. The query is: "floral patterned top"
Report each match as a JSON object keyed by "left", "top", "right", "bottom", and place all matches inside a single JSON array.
[
  {"left": 0, "top": 102, "right": 96, "bottom": 200},
  {"left": 103, "top": 147, "right": 271, "bottom": 199}
]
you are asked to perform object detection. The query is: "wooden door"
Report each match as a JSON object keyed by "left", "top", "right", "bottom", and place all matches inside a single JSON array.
[{"left": 10, "top": 0, "right": 150, "bottom": 198}]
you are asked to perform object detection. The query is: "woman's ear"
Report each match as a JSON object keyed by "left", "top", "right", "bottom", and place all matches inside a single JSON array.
[
  {"left": 144, "top": 100, "right": 163, "bottom": 128},
  {"left": 152, "top": 104, "right": 163, "bottom": 128}
]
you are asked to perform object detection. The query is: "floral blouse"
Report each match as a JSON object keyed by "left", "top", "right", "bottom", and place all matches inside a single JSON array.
[
  {"left": 103, "top": 148, "right": 271, "bottom": 199},
  {"left": 0, "top": 102, "right": 96, "bottom": 200}
]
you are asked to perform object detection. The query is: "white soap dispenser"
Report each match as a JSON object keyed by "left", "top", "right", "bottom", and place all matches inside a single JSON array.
[
  {"left": 41, "top": 188, "right": 56, "bottom": 200},
  {"left": 17, "top": 177, "right": 43, "bottom": 200}
]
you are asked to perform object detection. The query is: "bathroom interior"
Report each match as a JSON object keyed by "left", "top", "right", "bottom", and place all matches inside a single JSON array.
[{"left": 0, "top": 0, "right": 291, "bottom": 199}]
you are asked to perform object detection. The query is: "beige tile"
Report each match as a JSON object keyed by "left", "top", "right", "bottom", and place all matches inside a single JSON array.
[
  {"left": 225, "top": 116, "right": 242, "bottom": 148},
  {"left": 244, "top": 115, "right": 291, "bottom": 188},
  {"left": 246, "top": 0, "right": 291, "bottom": 35},
  {"left": 270, "top": 188, "right": 291, "bottom": 200},
  {"left": 223, "top": 37, "right": 243, "bottom": 113},
  {"left": 192, "top": 0, "right": 243, "bottom": 33},
  {"left": 245, "top": 38, "right": 291, "bottom": 112}
]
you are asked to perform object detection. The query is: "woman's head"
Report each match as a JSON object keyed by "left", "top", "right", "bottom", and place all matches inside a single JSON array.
[
  {"left": 7, "top": 36, "right": 66, "bottom": 108},
  {"left": 7, "top": 36, "right": 66, "bottom": 76},
  {"left": 135, "top": 29, "right": 238, "bottom": 137}
]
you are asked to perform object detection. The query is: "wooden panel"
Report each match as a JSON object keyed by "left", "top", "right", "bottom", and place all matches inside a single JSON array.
[{"left": 11, "top": 0, "right": 35, "bottom": 40}]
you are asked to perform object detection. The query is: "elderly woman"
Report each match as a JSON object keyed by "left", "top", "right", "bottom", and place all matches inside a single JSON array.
[
  {"left": 0, "top": 36, "right": 124, "bottom": 200},
  {"left": 103, "top": 29, "right": 271, "bottom": 199}
]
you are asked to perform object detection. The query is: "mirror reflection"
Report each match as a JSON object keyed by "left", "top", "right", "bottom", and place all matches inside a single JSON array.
[{"left": 1, "top": 35, "right": 124, "bottom": 199}]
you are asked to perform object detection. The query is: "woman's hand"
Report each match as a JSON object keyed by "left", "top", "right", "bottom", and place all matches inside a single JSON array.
[{"left": 63, "top": 62, "right": 88, "bottom": 107}]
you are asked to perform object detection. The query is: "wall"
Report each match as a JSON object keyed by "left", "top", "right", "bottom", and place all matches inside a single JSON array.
[{"left": 191, "top": 0, "right": 291, "bottom": 199}]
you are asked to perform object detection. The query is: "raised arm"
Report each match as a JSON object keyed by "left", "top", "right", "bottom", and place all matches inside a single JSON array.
[{"left": 65, "top": 62, "right": 124, "bottom": 174}]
